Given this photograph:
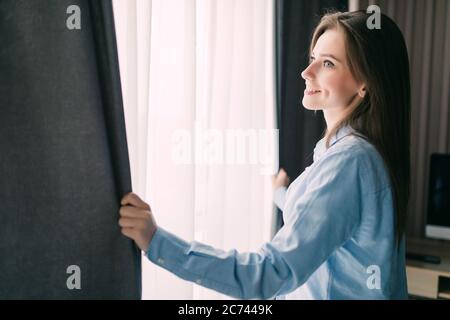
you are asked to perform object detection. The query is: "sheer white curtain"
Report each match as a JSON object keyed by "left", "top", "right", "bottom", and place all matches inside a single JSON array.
[{"left": 113, "top": 0, "right": 277, "bottom": 300}]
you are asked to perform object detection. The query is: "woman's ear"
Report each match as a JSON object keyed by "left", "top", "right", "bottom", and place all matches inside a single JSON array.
[{"left": 358, "top": 86, "right": 367, "bottom": 98}]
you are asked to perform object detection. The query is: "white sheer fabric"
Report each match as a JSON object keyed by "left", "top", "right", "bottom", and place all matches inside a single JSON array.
[{"left": 113, "top": 0, "right": 277, "bottom": 299}]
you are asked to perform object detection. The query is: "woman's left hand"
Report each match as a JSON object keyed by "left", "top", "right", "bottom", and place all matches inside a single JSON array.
[
  {"left": 273, "top": 168, "right": 290, "bottom": 190},
  {"left": 119, "top": 192, "right": 157, "bottom": 252}
]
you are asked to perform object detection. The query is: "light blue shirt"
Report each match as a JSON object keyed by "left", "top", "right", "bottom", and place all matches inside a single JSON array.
[{"left": 146, "top": 125, "right": 408, "bottom": 299}]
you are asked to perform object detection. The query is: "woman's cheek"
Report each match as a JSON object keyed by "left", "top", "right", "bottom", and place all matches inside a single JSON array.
[{"left": 326, "top": 75, "right": 358, "bottom": 107}]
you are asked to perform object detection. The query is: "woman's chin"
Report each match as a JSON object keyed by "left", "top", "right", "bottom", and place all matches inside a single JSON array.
[{"left": 302, "top": 99, "right": 322, "bottom": 111}]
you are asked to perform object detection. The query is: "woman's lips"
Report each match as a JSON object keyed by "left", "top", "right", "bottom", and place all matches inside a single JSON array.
[{"left": 305, "top": 89, "right": 321, "bottom": 95}]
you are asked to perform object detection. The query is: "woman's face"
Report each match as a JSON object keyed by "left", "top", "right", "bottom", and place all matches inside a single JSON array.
[{"left": 301, "top": 28, "right": 364, "bottom": 113}]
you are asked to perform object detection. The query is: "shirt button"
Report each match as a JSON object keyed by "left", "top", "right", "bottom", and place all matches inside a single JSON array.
[
  {"left": 196, "top": 279, "right": 202, "bottom": 285},
  {"left": 157, "top": 258, "right": 165, "bottom": 265}
]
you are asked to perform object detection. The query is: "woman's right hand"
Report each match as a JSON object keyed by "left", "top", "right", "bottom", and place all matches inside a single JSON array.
[{"left": 272, "top": 168, "right": 290, "bottom": 190}]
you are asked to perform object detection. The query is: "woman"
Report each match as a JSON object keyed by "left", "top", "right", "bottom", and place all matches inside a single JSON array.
[{"left": 118, "top": 10, "right": 411, "bottom": 299}]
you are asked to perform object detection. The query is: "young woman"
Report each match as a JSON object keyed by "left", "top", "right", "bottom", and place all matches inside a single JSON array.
[{"left": 118, "top": 10, "right": 411, "bottom": 299}]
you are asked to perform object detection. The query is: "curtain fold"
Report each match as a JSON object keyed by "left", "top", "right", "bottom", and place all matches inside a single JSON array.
[{"left": 0, "top": 0, "right": 140, "bottom": 299}]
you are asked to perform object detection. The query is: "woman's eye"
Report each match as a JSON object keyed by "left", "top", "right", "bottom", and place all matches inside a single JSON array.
[
  {"left": 323, "top": 60, "right": 334, "bottom": 68},
  {"left": 308, "top": 57, "right": 334, "bottom": 68}
]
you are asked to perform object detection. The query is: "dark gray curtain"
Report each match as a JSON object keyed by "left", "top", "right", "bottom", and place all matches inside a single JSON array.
[
  {"left": 274, "top": 0, "right": 347, "bottom": 233},
  {"left": 0, "top": 0, "right": 141, "bottom": 299}
]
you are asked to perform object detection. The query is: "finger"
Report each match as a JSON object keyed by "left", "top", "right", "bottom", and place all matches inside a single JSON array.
[
  {"left": 121, "top": 192, "right": 146, "bottom": 207},
  {"left": 119, "top": 217, "right": 145, "bottom": 228},
  {"left": 121, "top": 192, "right": 150, "bottom": 210},
  {"left": 121, "top": 227, "right": 136, "bottom": 239},
  {"left": 281, "top": 168, "right": 290, "bottom": 180},
  {"left": 119, "top": 205, "right": 149, "bottom": 219}
]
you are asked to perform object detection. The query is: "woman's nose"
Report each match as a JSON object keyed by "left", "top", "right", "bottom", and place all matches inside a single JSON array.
[{"left": 301, "top": 63, "right": 315, "bottom": 81}]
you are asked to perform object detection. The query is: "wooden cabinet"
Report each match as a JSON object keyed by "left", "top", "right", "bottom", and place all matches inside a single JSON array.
[{"left": 406, "top": 238, "right": 450, "bottom": 299}]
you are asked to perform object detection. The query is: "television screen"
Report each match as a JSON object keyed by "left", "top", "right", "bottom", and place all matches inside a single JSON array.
[{"left": 426, "top": 153, "right": 450, "bottom": 240}]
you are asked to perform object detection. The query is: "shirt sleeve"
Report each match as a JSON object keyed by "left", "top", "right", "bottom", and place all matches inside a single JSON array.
[
  {"left": 146, "top": 149, "right": 364, "bottom": 299},
  {"left": 273, "top": 186, "right": 287, "bottom": 211}
]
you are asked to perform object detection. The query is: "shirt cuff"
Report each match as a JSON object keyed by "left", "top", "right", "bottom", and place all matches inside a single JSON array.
[
  {"left": 273, "top": 186, "right": 287, "bottom": 211},
  {"left": 146, "top": 227, "right": 190, "bottom": 268}
]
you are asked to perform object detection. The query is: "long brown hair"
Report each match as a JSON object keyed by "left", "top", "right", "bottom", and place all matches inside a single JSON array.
[{"left": 310, "top": 11, "right": 411, "bottom": 243}]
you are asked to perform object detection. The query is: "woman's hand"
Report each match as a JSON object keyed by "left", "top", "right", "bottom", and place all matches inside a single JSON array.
[
  {"left": 272, "top": 168, "right": 290, "bottom": 190},
  {"left": 119, "top": 192, "right": 157, "bottom": 252}
]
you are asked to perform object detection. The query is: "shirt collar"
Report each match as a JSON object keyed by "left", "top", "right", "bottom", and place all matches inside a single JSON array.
[{"left": 313, "top": 125, "right": 356, "bottom": 162}]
